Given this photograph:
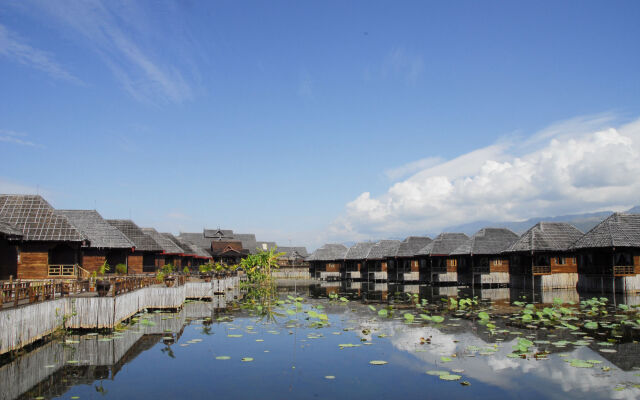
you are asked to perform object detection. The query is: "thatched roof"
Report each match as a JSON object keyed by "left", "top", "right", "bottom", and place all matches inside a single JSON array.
[
  {"left": 367, "top": 240, "right": 401, "bottom": 259},
  {"left": 345, "top": 242, "right": 376, "bottom": 260},
  {"left": 278, "top": 246, "right": 309, "bottom": 259},
  {"left": 0, "top": 219, "right": 22, "bottom": 238},
  {"left": 417, "top": 233, "right": 469, "bottom": 256},
  {"left": 571, "top": 213, "right": 640, "bottom": 249},
  {"left": 306, "top": 244, "right": 348, "bottom": 261},
  {"left": 0, "top": 195, "right": 85, "bottom": 242},
  {"left": 396, "top": 236, "right": 432, "bottom": 257},
  {"left": 142, "top": 228, "right": 184, "bottom": 254},
  {"left": 161, "top": 233, "right": 191, "bottom": 254},
  {"left": 56, "top": 210, "right": 134, "bottom": 249},
  {"left": 451, "top": 228, "right": 519, "bottom": 255},
  {"left": 505, "top": 222, "right": 583, "bottom": 253},
  {"left": 177, "top": 232, "right": 212, "bottom": 249},
  {"left": 107, "top": 219, "right": 162, "bottom": 252}
]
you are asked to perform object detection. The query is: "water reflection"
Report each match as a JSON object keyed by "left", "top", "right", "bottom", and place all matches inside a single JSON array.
[{"left": 2, "top": 283, "right": 640, "bottom": 400}]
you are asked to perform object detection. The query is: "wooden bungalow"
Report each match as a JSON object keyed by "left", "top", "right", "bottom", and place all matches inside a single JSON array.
[
  {"left": 391, "top": 236, "right": 432, "bottom": 282},
  {"left": 0, "top": 219, "right": 23, "bottom": 279},
  {"left": 503, "top": 222, "right": 583, "bottom": 290},
  {"left": 141, "top": 228, "right": 186, "bottom": 269},
  {"left": 210, "top": 240, "right": 248, "bottom": 265},
  {"left": 364, "top": 240, "right": 401, "bottom": 282},
  {"left": 106, "top": 220, "right": 162, "bottom": 273},
  {"left": 56, "top": 210, "right": 135, "bottom": 275},
  {"left": 276, "top": 247, "right": 309, "bottom": 268},
  {"left": 0, "top": 195, "right": 87, "bottom": 279},
  {"left": 306, "top": 244, "right": 348, "bottom": 280},
  {"left": 416, "top": 233, "right": 469, "bottom": 285},
  {"left": 343, "top": 242, "right": 376, "bottom": 281},
  {"left": 451, "top": 228, "right": 519, "bottom": 287},
  {"left": 572, "top": 213, "right": 640, "bottom": 293},
  {"left": 163, "top": 233, "right": 212, "bottom": 269}
]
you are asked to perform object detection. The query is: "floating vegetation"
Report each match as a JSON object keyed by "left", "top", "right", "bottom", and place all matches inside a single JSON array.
[{"left": 369, "top": 360, "right": 388, "bottom": 365}]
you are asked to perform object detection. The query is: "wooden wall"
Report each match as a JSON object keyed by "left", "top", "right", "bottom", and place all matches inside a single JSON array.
[
  {"left": 446, "top": 258, "right": 457, "bottom": 272},
  {"left": 550, "top": 256, "right": 577, "bottom": 273},
  {"left": 489, "top": 258, "right": 509, "bottom": 273},
  {"left": 16, "top": 244, "right": 49, "bottom": 279},
  {"left": 325, "top": 263, "right": 340, "bottom": 272},
  {"left": 128, "top": 253, "right": 143, "bottom": 274},
  {"left": 81, "top": 249, "right": 106, "bottom": 274}
]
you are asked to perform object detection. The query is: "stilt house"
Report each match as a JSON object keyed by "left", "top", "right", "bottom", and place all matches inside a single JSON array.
[
  {"left": 276, "top": 247, "right": 309, "bottom": 268},
  {"left": 306, "top": 244, "right": 348, "bottom": 280},
  {"left": 343, "top": 242, "right": 376, "bottom": 281},
  {"left": 0, "top": 195, "right": 87, "bottom": 279},
  {"left": 572, "top": 213, "right": 640, "bottom": 293},
  {"left": 503, "top": 222, "right": 583, "bottom": 290},
  {"left": 392, "top": 236, "right": 432, "bottom": 282},
  {"left": 450, "top": 228, "right": 519, "bottom": 287},
  {"left": 106, "top": 220, "right": 162, "bottom": 273},
  {"left": 142, "top": 228, "right": 186, "bottom": 269},
  {"left": 0, "top": 220, "right": 23, "bottom": 279},
  {"left": 364, "top": 240, "right": 401, "bottom": 282},
  {"left": 56, "top": 210, "right": 135, "bottom": 275},
  {"left": 416, "top": 233, "right": 469, "bottom": 285}
]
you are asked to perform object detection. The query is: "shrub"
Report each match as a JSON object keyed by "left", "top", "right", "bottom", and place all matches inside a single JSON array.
[{"left": 115, "top": 264, "right": 127, "bottom": 275}]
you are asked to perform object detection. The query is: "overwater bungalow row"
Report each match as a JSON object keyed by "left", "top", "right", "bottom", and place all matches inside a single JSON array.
[
  {"left": 451, "top": 228, "right": 519, "bottom": 287},
  {"left": 343, "top": 242, "right": 376, "bottom": 281},
  {"left": 504, "top": 222, "right": 584, "bottom": 290},
  {"left": 307, "top": 244, "right": 348, "bottom": 280},
  {"left": 416, "top": 233, "right": 469, "bottom": 285},
  {"left": 392, "top": 236, "right": 432, "bottom": 282},
  {"left": 364, "top": 240, "right": 402, "bottom": 282},
  {"left": 106, "top": 220, "right": 164, "bottom": 273},
  {"left": 141, "top": 228, "right": 188, "bottom": 269}
]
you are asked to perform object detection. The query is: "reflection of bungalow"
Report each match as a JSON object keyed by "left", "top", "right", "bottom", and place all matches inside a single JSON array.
[
  {"left": 210, "top": 241, "right": 248, "bottom": 265},
  {"left": 142, "top": 228, "right": 186, "bottom": 269},
  {"left": 343, "top": 242, "right": 376, "bottom": 281},
  {"left": 504, "top": 222, "right": 583, "bottom": 290},
  {"left": 572, "top": 213, "right": 640, "bottom": 293},
  {"left": 416, "top": 233, "right": 469, "bottom": 285},
  {"left": 452, "top": 228, "right": 519, "bottom": 287},
  {"left": 306, "top": 244, "right": 348, "bottom": 280},
  {"left": 277, "top": 247, "right": 309, "bottom": 268},
  {"left": 392, "top": 236, "right": 432, "bottom": 282},
  {"left": 0, "top": 195, "right": 86, "bottom": 279},
  {"left": 56, "top": 210, "right": 135, "bottom": 275},
  {"left": 107, "top": 220, "right": 162, "bottom": 273},
  {"left": 364, "top": 240, "right": 401, "bottom": 282}
]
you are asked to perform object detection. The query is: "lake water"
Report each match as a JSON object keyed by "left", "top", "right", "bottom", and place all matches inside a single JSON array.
[{"left": 3, "top": 282, "right": 640, "bottom": 400}]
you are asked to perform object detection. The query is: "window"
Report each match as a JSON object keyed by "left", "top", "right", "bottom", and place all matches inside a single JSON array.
[
  {"left": 491, "top": 259, "right": 502, "bottom": 266},
  {"left": 449, "top": 259, "right": 457, "bottom": 267}
]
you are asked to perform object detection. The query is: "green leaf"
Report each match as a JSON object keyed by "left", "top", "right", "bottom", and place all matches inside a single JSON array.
[
  {"left": 404, "top": 313, "right": 415, "bottom": 322},
  {"left": 584, "top": 321, "right": 598, "bottom": 330},
  {"left": 369, "top": 360, "right": 388, "bottom": 365},
  {"left": 368, "top": 305, "right": 376, "bottom": 311},
  {"left": 431, "top": 315, "right": 445, "bottom": 323},
  {"left": 478, "top": 311, "right": 490, "bottom": 320}
]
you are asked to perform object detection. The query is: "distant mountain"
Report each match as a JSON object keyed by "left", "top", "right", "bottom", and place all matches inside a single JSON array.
[{"left": 438, "top": 206, "right": 640, "bottom": 236}]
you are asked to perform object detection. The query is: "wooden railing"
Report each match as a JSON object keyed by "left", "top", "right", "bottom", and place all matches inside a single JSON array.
[
  {"left": 48, "top": 264, "right": 77, "bottom": 277},
  {"left": 532, "top": 266, "right": 551, "bottom": 275},
  {"left": 613, "top": 266, "right": 635, "bottom": 276},
  {"left": 0, "top": 273, "right": 190, "bottom": 309}
]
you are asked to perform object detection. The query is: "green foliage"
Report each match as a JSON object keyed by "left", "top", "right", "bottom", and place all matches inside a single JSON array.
[
  {"left": 199, "top": 263, "right": 214, "bottom": 274},
  {"left": 239, "top": 247, "right": 285, "bottom": 284},
  {"left": 156, "top": 271, "right": 165, "bottom": 283},
  {"left": 183, "top": 266, "right": 190, "bottom": 275},
  {"left": 161, "top": 263, "right": 174, "bottom": 275},
  {"left": 115, "top": 263, "right": 127, "bottom": 275}
]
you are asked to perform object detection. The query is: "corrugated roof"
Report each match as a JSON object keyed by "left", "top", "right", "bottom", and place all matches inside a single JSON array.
[
  {"left": 367, "top": 240, "right": 401, "bottom": 259},
  {"left": 106, "top": 219, "right": 162, "bottom": 252},
  {"left": 396, "top": 236, "right": 432, "bottom": 257},
  {"left": 505, "top": 222, "right": 583, "bottom": 252},
  {"left": 0, "top": 219, "right": 23, "bottom": 238},
  {"left": 417, "top": 233, "right": 469, "bottom": 256},
  {"left": 345, "top": 242, "right": 376, "bottom": 260},
  {"left": 142, "top": 228, "right": 185, "bottom": 254},
  {"left": 0, "top": 195, "right": 85, "bottom": 242},
  {"left": 306, "top": 244, "right": 348, "bottom": 261},
  {"left": 572, "top": 213, "right": 640, "bottom": 249},
  {"left": 56, "top": 210, "right": 134, "bottom": 249},
  {"left": 451, "top": 228, "right": 519, "bottom": 255}
]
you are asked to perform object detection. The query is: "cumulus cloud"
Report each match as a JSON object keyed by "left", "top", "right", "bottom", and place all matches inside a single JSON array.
[{"left": 330, "top": 115, "right": 640, "bottom": 241}]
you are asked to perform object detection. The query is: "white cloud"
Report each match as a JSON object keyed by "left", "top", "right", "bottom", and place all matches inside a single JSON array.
[
  {"left": 330, "top": 115, "right": 640, "bottom": 241},
  {"left": 384, "top": 157, "right": 444, "bottom": 180},
  {"left": 0, "top": 129, "right": 41, "bottom": 147},
  {"left": 383, "top": 47, "right": 424, "bottom": 84},
  {"left": 0, "top": 24, "right": 82, "bottom": 84}
]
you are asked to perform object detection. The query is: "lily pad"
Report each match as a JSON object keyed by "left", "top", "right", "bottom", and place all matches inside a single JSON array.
[{"left": 369, "top": 360, "right": 388, "bottom": 365}]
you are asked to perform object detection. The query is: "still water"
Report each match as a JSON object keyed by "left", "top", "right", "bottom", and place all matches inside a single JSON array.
[{"left": 3, "top": 282, "right": 640, "bottom": 400}]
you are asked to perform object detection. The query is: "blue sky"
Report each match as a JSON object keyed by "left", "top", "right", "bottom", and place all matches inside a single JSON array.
[{"left": 1, "top": 1, "right": 639, "bottom": 249}]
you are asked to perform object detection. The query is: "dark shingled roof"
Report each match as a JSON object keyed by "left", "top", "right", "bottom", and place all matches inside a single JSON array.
[
  {"left": 203, "top": 229, "right": 234, "bottom": 239},
  {"left": 417, "top": 233, "right": 469, "bottom": 256},
  {"left": 0, "top": 195, "right": 85, "bottom": 242},
  {"left": 451, "top": 228, "right": 519, "bottom": 255},
  {"left": 367, "top": 240, "right": 401, "bottom": 259},
  {"left": 277, "top": 246, "right": 309, "bottom": 259},
  {"left": 234, "top": 233, "right": 258, "bottom": 252},
  {"left": 396, "top": 236, "right": 433, "bottom": 257},
  {"left": 56, "top": 210, "right": 134, "bottom": 249},
  {"left": 345, "top": 242, "right": 376, "bottom": 260},
  {"left": 107, "top": 219, "right": 162, "bottom": 252},
  {"left": 161, "top": 233, "right": 191, "bottom": 254},
  {"left": 307, "top": 244, "right": 348, "bottom": 261},
  {"left": 254, "top": 241, "right": 278, "bottom": 253},
  {"left": 505, "top": 222, "right": 583, "bottom": 253},
  {"left": 177, "top": 232, "right": 213, "bottom": 249},
  {"left": 0, "top": 219, "right": 23, "bottom": 238},
  {"left": 571, "top": 213, "right": 640, "bottom": 249},
  {"left": 142, "top": 228, "right": 184, "bottom": 254}
]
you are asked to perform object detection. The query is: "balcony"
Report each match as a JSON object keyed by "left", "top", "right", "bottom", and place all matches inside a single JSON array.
[
  {"left": 48, "top": 264, "right": 78, "bottom": 277},
  {"left": 613, "top": 266, "right": 635, "bottom": 276}
]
